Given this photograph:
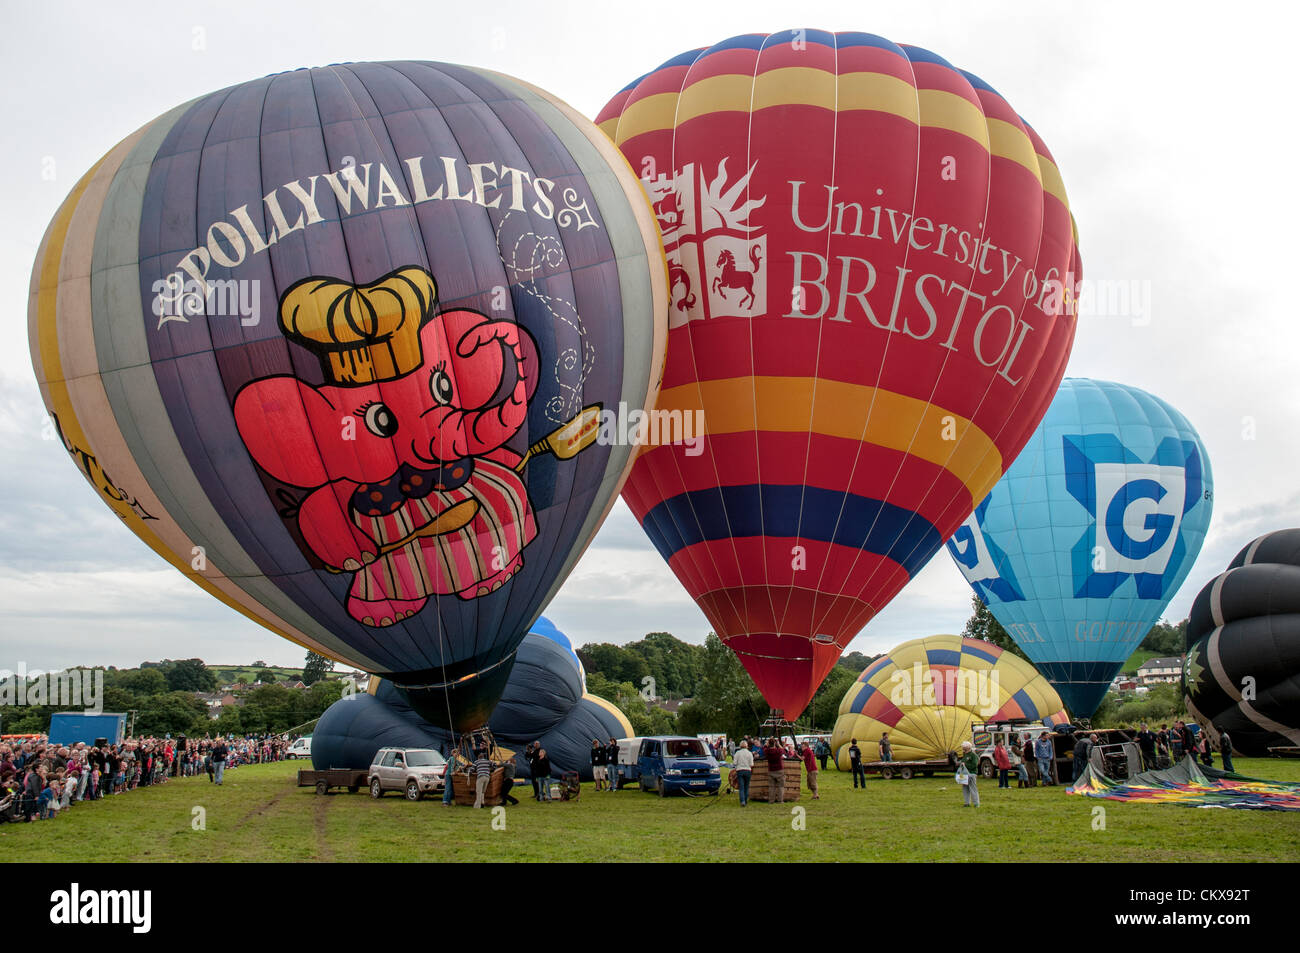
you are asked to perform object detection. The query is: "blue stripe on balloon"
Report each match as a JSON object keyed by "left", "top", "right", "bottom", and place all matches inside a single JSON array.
[
  {"left": 926, "top": 649, "right": 961, "bottom": 667},
  {"left": 962, "top": 642, "right": 1000, "bottom": 665},
  {"left": 640, "top": 485, "right": 940, "bottom": 575},
  {"left": 1011, "top": 688, "right": 1036, "bottom": 717},
  {"left": 900, "top": 45, "right": 959, "bottom": 70}
]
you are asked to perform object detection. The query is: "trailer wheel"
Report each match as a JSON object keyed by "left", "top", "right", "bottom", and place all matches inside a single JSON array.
[
  {"left": 315, "top": 779, "right": 328, "bottom": 796},
  {"left": 370, "top": 778, "right": 383, "bottom": 798},
  {"left": 880, "top": 766, "right": 894, "bottom": 780},
  {"left": 899, "top": 766, "right": 914, "bottom": 780}
]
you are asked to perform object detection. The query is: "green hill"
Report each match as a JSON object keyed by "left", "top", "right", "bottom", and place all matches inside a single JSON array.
[{"left": 1120, "top": 649, "right": 1161, "bottom": 675}]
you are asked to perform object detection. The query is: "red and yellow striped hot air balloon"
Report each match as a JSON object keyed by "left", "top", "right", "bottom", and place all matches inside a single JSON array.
[{"left": 598, "top": 31, "right": 1082, "bottom": 719}]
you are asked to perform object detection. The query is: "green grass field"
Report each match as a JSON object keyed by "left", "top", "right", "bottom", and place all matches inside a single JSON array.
[
  {"left": 207, "top": 665, "right": 302, "bottom": 685},
  {"left": 1120, "top": 649, "right": 1161, "bottom": 674},
  {"left": 5, "top": 758, "right": 1299, "bottom": 862}
]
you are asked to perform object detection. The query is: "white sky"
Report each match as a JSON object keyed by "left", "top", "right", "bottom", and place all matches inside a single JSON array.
[{"left": 2, "top": 1, "right": 1297, "bottom": 670}]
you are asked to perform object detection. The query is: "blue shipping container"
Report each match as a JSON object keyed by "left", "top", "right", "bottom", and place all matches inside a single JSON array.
[{"left": 48, "top": 713, "right": 127, "bottom": 746}]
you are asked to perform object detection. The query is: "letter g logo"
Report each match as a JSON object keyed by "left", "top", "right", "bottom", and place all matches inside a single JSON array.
[{"left": 1104, "top": 478, "right": 1175, "bottom": 560}]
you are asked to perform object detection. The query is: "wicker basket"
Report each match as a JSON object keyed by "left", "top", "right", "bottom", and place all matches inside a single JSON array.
[{"left": 450, "top": 766, "right": 507, "bottom": 805}]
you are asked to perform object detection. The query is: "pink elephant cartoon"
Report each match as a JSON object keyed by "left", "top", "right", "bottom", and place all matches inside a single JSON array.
[{"left": 233, "top": 267, "right": 539, "bottom": 627}]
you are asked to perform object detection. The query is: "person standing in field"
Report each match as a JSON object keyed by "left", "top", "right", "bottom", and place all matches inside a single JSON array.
[
  {"left": 1034, "top": 732, "right": 1054, "bottom": 785},
  {"left": 994, "top": 737, "right": 1012, "bottom": 789},
  {"left": 1217, "top": 727, "right": 1234, "bottom": 773},
  {"left": 849, "top": 738, "right": 865, "bottom": 789},
  {"left": 879, "top": 733, "right": 892, "bottom": 763},
  {"left": 1136, "top": 722, "right": 1157, "bottom": 770},
  {"left": 766, "top": 738, "right": 785, "bottom": 804},
  {"left": 733, "top": 740, "right": 754, "bottom": 806},
  {"left": 606, "top": 738, "right": 620, "bottom": 792},
  {"left": 590, "top": 739, "right": 606, "bottom": 792},
  {"left": 801, "top": 742, "right": 819, "bottom": 800},
  {"left": 1021, "top": 734, "right": 1037, "bottom": 786},
  {"left": 958, "top": 741, "right": 980, "bottom": 808},
  {"left": 534, "top": 747, "right": 552, "bottom": 801},
  {"left": 472, "top": 748, "right": 492, "bottom": 809}
]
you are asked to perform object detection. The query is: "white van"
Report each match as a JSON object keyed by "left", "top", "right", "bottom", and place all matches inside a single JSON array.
[{"left": 286, "top": 737, "right": 312, "bottom": 760}]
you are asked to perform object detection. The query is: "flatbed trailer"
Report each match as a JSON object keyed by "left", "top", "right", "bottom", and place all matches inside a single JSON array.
[
  {"left": 865, "top": 758, "right": 956, "bottom": 780},
  {"left": 297, "top": 767, "right": 368, "bottom": 795}
]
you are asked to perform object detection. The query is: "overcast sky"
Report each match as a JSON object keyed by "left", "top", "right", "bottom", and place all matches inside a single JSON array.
[{"left": 2, "top": 1, "right": 1296, "bottom": 671}]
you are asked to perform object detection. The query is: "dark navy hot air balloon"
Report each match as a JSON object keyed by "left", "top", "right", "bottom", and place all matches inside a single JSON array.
[
  {"left": 29, "top": 63, "right": 667, "bottom": 730},
  {"left": 1185, "top": 530, "right": 1300, "bottom": 756},
  {"left": 311, "top": 617, "right": 632, "bottom": 778},
  {"left": 597, "top": 31, "right": 1082, "bottom": 719},
  {"left": 946, "top": 379, "right": 1213, "bottom": 716}
]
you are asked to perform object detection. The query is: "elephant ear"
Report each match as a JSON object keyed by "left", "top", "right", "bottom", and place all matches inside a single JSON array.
[{"left": 233, "top": 376, "right": 334, "bottom": 488}]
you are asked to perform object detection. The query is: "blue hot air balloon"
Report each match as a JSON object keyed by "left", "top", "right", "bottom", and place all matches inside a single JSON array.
[{"left": 945, "top": 379, "right": 1214, "bottom": 716}]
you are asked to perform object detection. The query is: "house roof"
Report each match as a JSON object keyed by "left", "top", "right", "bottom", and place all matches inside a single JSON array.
[{"left": 1137, "top": 657, "right": 1182, "bottom": 670}]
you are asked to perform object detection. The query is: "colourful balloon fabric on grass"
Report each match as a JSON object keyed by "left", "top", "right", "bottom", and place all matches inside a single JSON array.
[
  {"left": 598, "top": 31, "right": 1082, "bottom": 717},
  {"left": 830, "top": 634, "right": 1067, "bottom": 767},
  {"left": 29, "top": 62, "right": 667, "bottom": 730},
  {"left": 946, "top": 379, "right": 1213, "bottom": 717}
]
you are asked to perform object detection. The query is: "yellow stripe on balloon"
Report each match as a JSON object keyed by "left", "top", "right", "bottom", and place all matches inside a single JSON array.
[
  {"left": 654, "top": 376, "right": 1002, "bottom": 505},
  {"left": 752, "top": 67, "right": 837, "bottom": 112},
  {"left": 836, "top": 71, "right": 920, "bottom": 123},
  {"left": 613, "top": 91, "right": 682, "bottom": 146},
  {"left": 917, "top": 89, "right": 990, "bottom": 150},
  {"left": 1038, "top": 155, "right": 1071, "bottom": 211},
  {"left": 597, "top": 117, "right": 620, "bottom": 141},
  {"left": 986, "top": 118, "right": 1043, "bottom": 185},
  {"left": 676, "top": 73, "right": 755, "bottom": 124}
]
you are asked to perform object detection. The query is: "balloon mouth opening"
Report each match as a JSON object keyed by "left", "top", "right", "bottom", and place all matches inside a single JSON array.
[{"left": 389, "top": 651, "right": 516, "bottom": 694}]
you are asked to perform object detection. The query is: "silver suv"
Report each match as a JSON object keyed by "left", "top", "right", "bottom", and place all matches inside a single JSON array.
[{"left": 368, "top": 747, "right": 447, "bottom": 801}]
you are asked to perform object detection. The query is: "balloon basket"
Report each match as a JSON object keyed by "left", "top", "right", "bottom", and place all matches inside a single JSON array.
[{"left": 447, "top": 726, "right": 510, "bottom": 806}]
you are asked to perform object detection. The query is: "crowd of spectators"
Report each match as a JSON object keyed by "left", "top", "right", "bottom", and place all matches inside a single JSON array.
[{"left": 0, "top": 734, "right": 293, "bottom": 822}]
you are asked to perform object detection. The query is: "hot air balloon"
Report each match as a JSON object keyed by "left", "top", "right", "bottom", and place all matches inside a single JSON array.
[
  {"left": 311, "top": 617, "right": 632, "bottom": 779},
  {"left": 1185, "top": 529, "right": 1300, "bottom": 755},
  {"left": 598, "top": 31, "right": 1081, "bottom": 718},
  {"left": 831, "top": 635, "right": 1067, "bottom": 767},
  {"left": 945, "top": 378, "right": 1213, "bottom": 716},
  {"left": 29, "top": 62, "right": 667, "bottom": 731}
]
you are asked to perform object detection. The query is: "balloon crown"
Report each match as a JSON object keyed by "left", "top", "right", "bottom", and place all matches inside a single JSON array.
[{"left": 278, "top": 266, "right": 437, "bottom": 385}]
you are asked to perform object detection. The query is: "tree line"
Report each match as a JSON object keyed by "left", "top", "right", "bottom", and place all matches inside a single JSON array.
[{"left": 1, "top": 658, "right": 346, "bottom": 738}]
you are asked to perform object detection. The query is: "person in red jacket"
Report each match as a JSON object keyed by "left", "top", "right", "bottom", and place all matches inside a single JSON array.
[
  {"left": 993, "top": 739, "right": 1012, "bottom": 789},
  {"left": 765, "top": 738, "right": 785, "bottom": 804},
  {"left": 800, "top": 742, "right": 819, "bottom": 800}
]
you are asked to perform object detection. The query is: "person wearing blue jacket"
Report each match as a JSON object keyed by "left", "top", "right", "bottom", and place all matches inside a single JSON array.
[{"left": 1034, "top": 733, "right": 1055, "bottom": 785}]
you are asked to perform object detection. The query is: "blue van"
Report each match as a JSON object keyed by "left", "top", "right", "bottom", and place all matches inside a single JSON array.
[{"left": 612, "top": 736, "right": 721, "bottom": 797}]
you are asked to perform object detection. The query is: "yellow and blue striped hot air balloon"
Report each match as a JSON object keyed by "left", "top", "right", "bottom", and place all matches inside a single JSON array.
[{"left": 831, "top": 635, "right": 1068, "bottom": 766}]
